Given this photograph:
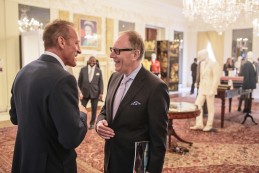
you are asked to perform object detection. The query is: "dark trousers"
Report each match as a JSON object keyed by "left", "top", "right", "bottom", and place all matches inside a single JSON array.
[
  {"left": 190, "top": 75, "right": 196, "bottom": 94},
  {"left": 81, "top": 97, "right": 98, "bottom": 125}
]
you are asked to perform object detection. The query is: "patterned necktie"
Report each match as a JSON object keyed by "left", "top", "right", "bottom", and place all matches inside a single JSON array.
[{"left": 112, "top": 77, "right": 131, "bottom": 119}]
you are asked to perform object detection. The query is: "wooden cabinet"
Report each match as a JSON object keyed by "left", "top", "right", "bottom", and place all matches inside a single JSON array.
[
  {"left": 144, "top": 40, "right": 156, "bottom": 61},
  {"left": 157, "top": 40, "right": 179, "bottom": 91},
  {"left": 143, "top": 41, "right": 156, "bottom": 71}
]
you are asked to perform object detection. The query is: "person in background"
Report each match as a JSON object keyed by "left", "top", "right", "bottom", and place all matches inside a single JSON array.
[
  {"left": 78, "top": 56, "right": 104, "bottom": 129},
  {"left": 150, "top": 53, "right": 161, "bottom": 76},
  {"left": 237, "top": 56, "right": 248, "bottom": 111},
  {"left": 239, "top": 51, "right": 258, "bottom": 113},
  {"left": 190, "top": 49, "right": 220, "bottom": 132},
  {"left": 223, "top": 57, "right": 235, "bottom": 76},
  {"left": 255, "top": 58, "right": 259, "bottom": 77},
  {"left": 9, "top": 19, "right": 88, "bottom": 173},
  {"left": 96, "top": 30, "right": 169, "bottom": 173},
  {"left": 96, "top": 59, "right": 100, "bottom": 68},
  {"left": 66, "top": 66, "right": 83, "bottom": 100},
  {"left": 190, "top": 57, "right": 197, "bottom": 94},
  {"left": 235, "top": 56, "right": 243, "bottom": 75}
]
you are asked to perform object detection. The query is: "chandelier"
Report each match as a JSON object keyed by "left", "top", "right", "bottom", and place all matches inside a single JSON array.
[
  {"left": 253, "top": 18, "right": 259, "bottom": 36},
  {"left": 18, "top": 17, "right": 43, "bottom": 32},
  {"left": 182, "top": 0, "right": 244, "bottom": 33},
  {"left": 245, "top": 0, "right": 259, "bottom": 36}
]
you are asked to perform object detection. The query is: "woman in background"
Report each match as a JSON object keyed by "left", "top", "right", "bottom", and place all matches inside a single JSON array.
[{"left": 223, "top": 57, "right": 235, "bottom": 76}]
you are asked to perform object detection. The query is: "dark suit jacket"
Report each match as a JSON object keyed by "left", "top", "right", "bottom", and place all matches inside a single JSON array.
[
  {"left": 97, "top": 66, "right": 170, "bottom": 173},
  {"left": 191, "top": 62, "right": 197, "bottom": 77},
  {"left": 240, "top": 61, "right": 257, "bottom": 90},
  {"left": 9, "top": 55, "right": 87, "bottom": 173},
  {"left": 78, "top": 65, "right": 103, "bottom": 98}
]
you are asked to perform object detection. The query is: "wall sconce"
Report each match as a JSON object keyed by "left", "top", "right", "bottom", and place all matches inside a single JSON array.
[{"left": 18, "top": 17, "right": 43, "bottom": 32}]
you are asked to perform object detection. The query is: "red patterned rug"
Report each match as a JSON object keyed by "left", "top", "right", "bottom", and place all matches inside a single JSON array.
[{"left": 1, "top": 95, "right": 259, "bottom": 173}]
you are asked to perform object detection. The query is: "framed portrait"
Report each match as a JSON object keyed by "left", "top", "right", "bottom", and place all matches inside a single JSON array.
[
  {"left": 74, "top": 14, "right": 102, "bottom": 51},
  {"left": 119, "top": 20, "right": 135, "bottom": 32}
]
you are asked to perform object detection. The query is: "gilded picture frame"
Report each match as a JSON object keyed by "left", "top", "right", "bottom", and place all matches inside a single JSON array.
[{"left": 74, "top": 14, "right": 102, "bottom": 51}]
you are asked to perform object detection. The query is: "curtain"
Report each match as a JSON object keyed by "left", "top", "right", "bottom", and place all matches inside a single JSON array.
[{"left": 197, "top": 31, "right": 224, "bottom": 67}]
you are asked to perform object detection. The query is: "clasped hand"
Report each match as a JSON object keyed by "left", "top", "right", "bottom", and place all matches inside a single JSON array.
[{"left": 96, "top": 120, "right": 115, "bottom": 139}]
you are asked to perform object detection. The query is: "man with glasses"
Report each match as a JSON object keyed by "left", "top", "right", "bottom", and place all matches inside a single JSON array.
[{"left": 96, "top": 30, "right": 170, "bottom": 173}]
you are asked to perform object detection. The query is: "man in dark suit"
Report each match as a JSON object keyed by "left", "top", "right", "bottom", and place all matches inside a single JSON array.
[
  {"left": 78, "top": 56, "right": 104, "bottom": 129},
  {"left": 240, "top": 51, "right": 257, "bottom": 113},
  {"left": 190, "top": 57, "right": 197, "bottom": 94},
  {"left": 96, "top": 30, "right": 170, "bottom": 173},
  {"left": 9, "top": 20, "right": 88, "bottom": 173}
]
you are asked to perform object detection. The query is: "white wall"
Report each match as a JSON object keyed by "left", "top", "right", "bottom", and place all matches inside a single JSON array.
[
  {"left": 0, "top": 0, "right": 190, "bottom": 114},
  {"left": 3, "top": 0, "right": 259, "bottom": 114}
]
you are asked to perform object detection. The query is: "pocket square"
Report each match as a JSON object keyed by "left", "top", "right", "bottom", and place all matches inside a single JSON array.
[{"left": 131, "top": 101, "right": 141, "bottom": 106}]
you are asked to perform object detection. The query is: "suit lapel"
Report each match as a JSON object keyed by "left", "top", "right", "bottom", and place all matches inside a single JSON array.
[
  {"left": 108, "top": 74, "right": 123, "bottom": 123},
  {"left": 113, "top": 67, "right": 146, "bottom": 122},
  {"left": 92, "top": 67, "right": 98, "bottom": 81}
]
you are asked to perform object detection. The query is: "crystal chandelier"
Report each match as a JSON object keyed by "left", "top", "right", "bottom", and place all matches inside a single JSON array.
[
  {"left": 183, "top": 0, "right": 244, "bottom": 33},
  {"left": 18, "top": 17, "right": 43, "bottom": 32},
  {"left": 244, "top": 0, "right": 259, "bottom": 14},
  {"left": 244, "top": 0, "right": 259, "bottom": 36},
  {"left": 253, "top": 18, "right": 259, "bottom": 36}
]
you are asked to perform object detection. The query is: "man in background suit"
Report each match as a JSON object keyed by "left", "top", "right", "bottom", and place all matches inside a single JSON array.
[
  {"left": 240, "top": 51, "right": 257, "bottom": 114},
  {"left": 96, "top": 30, "right": 170, "bottom": 173},
  {"left": 9, "top": 20, "right": 88, "bottom": 173},
  {"left": 256, "top": 58, "right": 259, "bottom": 77},
  {"left": 190, "top": 57, "right": 197, "bottom": 94},
  {"left": 78, "top": 56, "right": 104, "bottom": 129}
]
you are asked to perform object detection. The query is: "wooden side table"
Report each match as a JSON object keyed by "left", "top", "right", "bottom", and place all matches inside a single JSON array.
[{"left": 168, "top": 102, "right": 200, "bottom": 149}]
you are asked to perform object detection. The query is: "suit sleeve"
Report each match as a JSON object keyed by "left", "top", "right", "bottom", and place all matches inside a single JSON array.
[
  {"left": 96, "top": 73, "right": 114, "bottom": 123},
  {"left": 147, "top": 82, "right": 169, "bottom": 173},
  {"left": 9, "top": 83, "right": 18, "bottom": 125},
  {"left": 78, "top": 68, "right": 83, "bottom": 90},
  {"left": 99, "top": 69, "right": 104, "bottom": 94},
  {"left": 223, "top": 64, "right": 226, "bottom": 71},
  {"left": 49, "top": 75, "right": 87, "bottom": 149}
]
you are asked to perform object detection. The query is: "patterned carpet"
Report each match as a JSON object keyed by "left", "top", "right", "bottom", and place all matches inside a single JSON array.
[{"left": 1, "top": 95, "right": 259, "bottom": 173}]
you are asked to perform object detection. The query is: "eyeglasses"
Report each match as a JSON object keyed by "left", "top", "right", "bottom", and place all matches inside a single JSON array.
[{"left": 110, "top": 47, "right": 135, "bottom": 55}]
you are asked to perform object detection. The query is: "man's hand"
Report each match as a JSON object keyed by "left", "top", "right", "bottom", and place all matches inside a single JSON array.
[
  {"left": 96, "top": 120, "right": 115, "bottom": 139},
  {"left": 79, "top": 104, "right": 87, "bottom": 115},
  {"left": 99, "top": 94, "right": 103, "bottom": 101},
  {"left": 79, "top": 93, "right": 83, "bottom": 100}
]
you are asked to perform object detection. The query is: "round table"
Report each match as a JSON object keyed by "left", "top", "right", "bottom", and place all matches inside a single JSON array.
[{"left": 168, "top": 102, "right": 200, "bottom": 149}]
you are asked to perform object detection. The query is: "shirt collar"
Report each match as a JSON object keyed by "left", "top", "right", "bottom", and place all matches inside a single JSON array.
[
  {"left": 44, "top": 51, "right": 66, "bottom": 70},
  {"left": 124, "top": 64, "right": 142, "bottom": 80}
]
